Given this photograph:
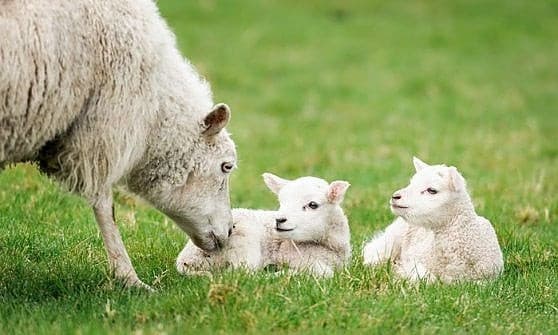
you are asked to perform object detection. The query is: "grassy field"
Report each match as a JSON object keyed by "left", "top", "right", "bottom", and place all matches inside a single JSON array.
[{"left": 1, "top": 0, "right": 557, "bottom": 333}]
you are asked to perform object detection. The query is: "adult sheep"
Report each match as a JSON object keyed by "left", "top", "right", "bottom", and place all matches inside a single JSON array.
[{"left": 0, "top": 0, "right": 237, "bottom": 289}]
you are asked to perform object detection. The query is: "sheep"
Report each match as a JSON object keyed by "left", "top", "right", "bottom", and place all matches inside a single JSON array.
[
  {"left": 176, "top": 173, "right": 352, "bottom": 277},
  {"left": 0, "top": 0, "right": 237, "bottom": 289},
  {"left": 362, "top": 157, "right": 503, "bottom": 283}
]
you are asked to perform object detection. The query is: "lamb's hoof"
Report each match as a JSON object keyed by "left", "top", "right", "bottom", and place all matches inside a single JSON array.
[
  {"left": 176, "top": 263, "right": 188, "bottom": 274},
  {"left": 177, "top": 260, "right": 212, "bottom": 277},
  {"left": 317, "top": 268, "right": 334, "bottom": 278}
]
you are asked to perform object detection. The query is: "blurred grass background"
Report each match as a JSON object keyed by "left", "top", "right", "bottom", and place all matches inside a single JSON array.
[{"left": 0, "top": 0, "right": 556, "bottom": 333}]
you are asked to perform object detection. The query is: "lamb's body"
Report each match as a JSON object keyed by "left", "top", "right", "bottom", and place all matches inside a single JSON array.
[
  {"left": 365, "top": 216, "right": 503, "bottom": 282},
  {"left": 363, "top": 158, "right": 503, "bottom": 283},
  {"left": 178, "top": 208, "right": 351, "bottom": 277},
  {"left": 0, "top": 0, "right": 237, "bottom": 288},
  {"left": 177, "top": 175, "right": 352, "bottom": 277}
]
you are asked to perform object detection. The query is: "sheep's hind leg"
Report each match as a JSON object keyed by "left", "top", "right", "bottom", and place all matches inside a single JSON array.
[{"left": 93, "top": 191, "right": 152, "bottom": 291}]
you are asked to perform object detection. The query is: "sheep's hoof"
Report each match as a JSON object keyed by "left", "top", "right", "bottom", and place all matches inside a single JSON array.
[{"left": 120, "top": 277, "right": 155, "bottom": 292}]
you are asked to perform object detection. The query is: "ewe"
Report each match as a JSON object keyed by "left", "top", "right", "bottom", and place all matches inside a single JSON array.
[
  {"left": 177, "top": 173, "right": 351, "bottom": 277},
  {"left": 0, "top": 0, "right": 236, "bottom": 289},
  {"left": 363, "top": 157, "right": 503, "bottom": 283}
]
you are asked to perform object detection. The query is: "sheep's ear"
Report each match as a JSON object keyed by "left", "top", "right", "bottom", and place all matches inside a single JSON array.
[
  {"left": 262, "top": 172, "right": 289, "bottom": 194},
  {"left": 202, "top": 103, "right": 230, "bottom": 136},
  {"left": 448, "top": 166, "right": 466, "bottom": 192},
  {"left": 413, "top": 156, "right": 430, "bottom": 172},
  {"left": 327, "top": 181, "right": 350, "bottom": 204}
]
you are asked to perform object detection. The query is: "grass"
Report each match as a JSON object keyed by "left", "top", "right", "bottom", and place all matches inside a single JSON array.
[{"left": 1, "top": 0, "right": 557, "bottom": 333}]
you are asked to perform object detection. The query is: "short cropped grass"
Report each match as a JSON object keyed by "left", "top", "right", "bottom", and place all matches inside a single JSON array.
[{"left": 1, "top": 0, "right": 557, "bottom": 333}]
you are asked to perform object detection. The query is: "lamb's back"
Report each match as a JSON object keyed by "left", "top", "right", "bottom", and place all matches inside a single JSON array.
[{"left": 465, "top": 216, "right": 504, "bottom": 278}]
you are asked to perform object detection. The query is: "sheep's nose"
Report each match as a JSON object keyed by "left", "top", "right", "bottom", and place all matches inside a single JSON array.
[
  {"left": 228, "top": 228, "right": 233, "bottom": 237},
  {"left": 392, "top": 193, "right": 402, "bottom": 200},
  {"left": 275, "top": 217, "right": 287, "bottom": 224}
]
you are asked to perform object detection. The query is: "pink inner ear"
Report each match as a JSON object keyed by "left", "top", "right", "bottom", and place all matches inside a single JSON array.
[
  {"left": 327, "top": 182, "right": 349, "bottom": 203},
  {"left": 327, "top": 189, "right": 339, "bottom": 203},
  {"left": 448, "top": 167, "right": 464, "bottom": 191}
]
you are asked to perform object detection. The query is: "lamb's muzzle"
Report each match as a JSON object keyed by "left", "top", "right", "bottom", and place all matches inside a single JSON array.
[{"left": 275, "top": 217, "right": 293, "bottom": 231}]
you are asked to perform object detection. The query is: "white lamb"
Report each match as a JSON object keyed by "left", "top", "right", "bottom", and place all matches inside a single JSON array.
[
  {"left": 176, "top": 173, "right": 351, "bottom": 277},
  {"left": 362, "top": 157, "right": 503, "bottom": 283}
]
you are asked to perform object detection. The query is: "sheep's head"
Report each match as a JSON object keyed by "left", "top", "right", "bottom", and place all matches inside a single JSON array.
[
  {"left": 390, "top": 157, "right": 472, "bottom": 228},
  {"left": 137, "top": 103, "right": 236, "bottom": 252},
  {"left": 263, "top": 173, "right": 350, "bottom": 242}
]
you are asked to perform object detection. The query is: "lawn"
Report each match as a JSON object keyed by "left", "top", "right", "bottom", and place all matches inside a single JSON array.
[{"left": 1, "top": 0, "right": 557, "bottom": 333}]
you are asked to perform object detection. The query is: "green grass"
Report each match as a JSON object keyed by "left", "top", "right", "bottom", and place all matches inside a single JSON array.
[{"left": 1, "top": 0, "right": 557, "bottom": 333}]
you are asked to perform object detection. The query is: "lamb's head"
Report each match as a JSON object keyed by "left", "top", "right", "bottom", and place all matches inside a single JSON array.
[
  {"left": 263, "top": 173, "right": 350, "bottom": 242},
  {"left": 134, "top": 103, "right": 236, "bottom": 252},
  {"left": 390, "top": 157, "right": 473, "bottom": 228}
]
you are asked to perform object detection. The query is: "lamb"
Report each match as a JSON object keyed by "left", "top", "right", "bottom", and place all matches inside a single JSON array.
[
  {"left": 362, "top": 157, "right": 503, "bottom": 283},
  {"left": 0, "top": 0, "right": 237, "bottom": 289},
  {"left": 176, "top": 173, "right": 352, "bottom": 277}
]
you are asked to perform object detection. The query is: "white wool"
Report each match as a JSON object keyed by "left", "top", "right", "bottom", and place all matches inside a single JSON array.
[
  {"left": 363, "top": 157, "right": 503, "bottom": 283},
  {"left": 0, "top": 0, "right": 237, "bottom": 286},
  {"left": 177, "top": 174, "right": 352, "bottom": 277},
  {"left": 0, "top": 0, "right": 237, "bottom": 248}
]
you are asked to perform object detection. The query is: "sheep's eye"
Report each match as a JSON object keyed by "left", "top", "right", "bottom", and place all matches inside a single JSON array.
[
  {"left": 426, "top": 187, "right": 438, "bottom": 195},
  {"left": 308, "top": 201, "right": 319, "bottom": 210},
  {"left": 221, "top": 162, "right": 234, "bottom": 173}
]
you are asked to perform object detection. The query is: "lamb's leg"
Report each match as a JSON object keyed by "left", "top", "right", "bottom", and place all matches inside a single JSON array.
[
  {"left": 399, "top": 261, "right": 434, "bottom": 283},
  {"left": 176, "top": 240, "right": 212, "bottom": 275},
  {"left": 308, "top": 261, "right": 334, "bottom": 278},
  {"left": 93, "top": 192, "right": 151, "bottom": 290},
  {"left": 363, "top": 217, "right": 407, "bottom": 266},
  {"left": 275, "top": 262, "right": 333, "bottom": 278}
]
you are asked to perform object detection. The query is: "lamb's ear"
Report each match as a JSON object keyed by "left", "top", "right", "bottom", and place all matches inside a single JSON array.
[
  {"left": 262, "top": 173, "right": 289, "bottom": 195},
  {"left": 327, "top": 181, "right": 350, "bottom": 204},
  {"left": 448, "top": 166, "right": 466, "bottom": 192},
  {"left": 413, "top": 156, "right": 430, "bottom": 172},
  {"left": 202, "top": 103, "right": 230, "bottom": 136}
]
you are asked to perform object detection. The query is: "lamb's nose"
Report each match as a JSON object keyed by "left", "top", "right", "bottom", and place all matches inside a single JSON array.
[
  {"left": 228, "top": 228, "right": 233, "bottom": 237},
  {"left": 392, "top": 193, "right": 402, "bottom": 200},
  {"left": 275, "top": 217, "right": 287, "bottom": 224}
]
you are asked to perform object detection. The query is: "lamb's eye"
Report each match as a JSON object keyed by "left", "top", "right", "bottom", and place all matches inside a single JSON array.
[
  {"left": 308, "top": 201, "right": 319, "bottom": 210},
  {"left": 426, "top": 188, "right": 438, "bottom": 195},
  {"left": 221, "top": 162, "right": 234, "bottom": 173}
]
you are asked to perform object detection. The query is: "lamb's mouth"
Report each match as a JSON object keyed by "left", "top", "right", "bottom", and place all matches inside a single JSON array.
[
  {"left": 276, "top": 227, "right": 295, "bottom": 232},
  {"left": 391, "top": 204, "right": 409, "bottom": 209}
]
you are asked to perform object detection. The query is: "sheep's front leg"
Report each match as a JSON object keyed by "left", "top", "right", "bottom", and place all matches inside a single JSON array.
[
  {"left": 93, "top": 192, "right": 151, "bottom": 290},
  {"left": 362, "top": 217, "right": 407, "bottom": 266}
]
